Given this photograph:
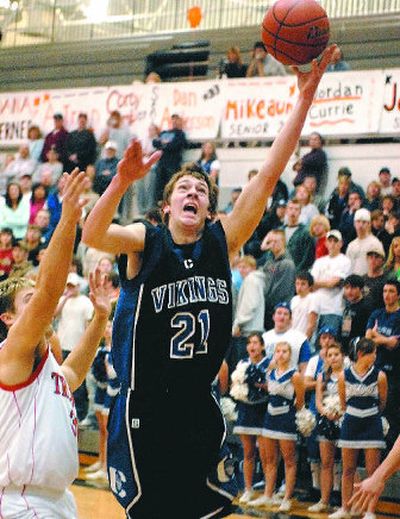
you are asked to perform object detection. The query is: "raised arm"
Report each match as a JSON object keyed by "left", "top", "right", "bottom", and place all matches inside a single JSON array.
[
  {"left": 222, "top": 45, "right": 337, "bottom": 257},
  {"left": 82, "top": 140, "right": 161, "bottom": 255}
]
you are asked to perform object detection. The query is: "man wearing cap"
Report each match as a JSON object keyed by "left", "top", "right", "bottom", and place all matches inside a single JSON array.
[
  {"left": 65, "top": 113, "right": 97, "bottom": 173},
  {"left": 363, "top": 246, "right": 388, "bottom": 311},
  {"left": 341, "top": 274, "right": 373, "bottom": 354},
  {"left": 246, "top": 41, "right": 287, "bottom": 78},
  {"left": 346, "top": 208, "right": 385, "bottom": 275},
  {"left": 310, "top": 229, "right": 352, "bottom": 337},
  {"left": 379, "top": 167, "right": 392, "bottom": 196},
  {"left": 94, "top": 140, "right": 119, "bottom": 196},
  {"left": 41, "top": 113, "right": 69, "bottom": 168},
  {"left": 262, "top": 302, "right": 311, "bottom": 374}
]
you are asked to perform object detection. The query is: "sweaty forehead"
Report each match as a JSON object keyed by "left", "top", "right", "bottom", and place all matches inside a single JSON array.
[{"left": 175, "top": 175, "right": 208, "bottom": 189}]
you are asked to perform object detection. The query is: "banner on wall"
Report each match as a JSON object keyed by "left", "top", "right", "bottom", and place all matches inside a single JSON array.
[{"left": 0, "top": 69, "right": 399, "bottom": 147}]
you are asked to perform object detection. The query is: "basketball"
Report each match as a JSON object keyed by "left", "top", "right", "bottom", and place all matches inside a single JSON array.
[{"left": 261, "top": 0, "right": 330, "bottom": 66}]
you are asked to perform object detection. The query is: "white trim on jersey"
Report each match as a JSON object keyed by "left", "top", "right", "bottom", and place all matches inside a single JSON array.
[
  {"left": 125, "top": 388, "right": 142, "bottom": 515},
  {"left": 130, "top": 283, "right": 144, "bottom": 390},
  {"left": 233, "top": 426, "right": 263, "bottom": 435},
  {"left": 338, "top": 440, "right": 386, "bottom": 449},
  {"left": 261, "top": 429, "right": 297, "bottom": 441}
]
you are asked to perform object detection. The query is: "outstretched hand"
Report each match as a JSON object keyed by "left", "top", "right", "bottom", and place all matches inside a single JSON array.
[
  {"left": 291, "top": 44, "right": 338, "bottom": 102},
  {"left": 348, "top": 476, "right": 384, "bottom": 514},
  {"left": 88, "top": 268, "right": 112, "bottom": 319},
  {"left": 60, "top": 168, "right": 90, "bottom": 224},
  {"left": 117, "top": 139, "right": 162, "bottom": 184}
]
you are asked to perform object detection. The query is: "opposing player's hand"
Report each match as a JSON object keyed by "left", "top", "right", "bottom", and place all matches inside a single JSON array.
[
  {"left": 291, "top": 44, "right": 338, "bottom": 102},
  {"left": 117, "top": 139, "right": 162, "bottom": 184},
  {"left": 60, "top": 168, "right": 90, "bottom": 224},
  {"left": 348, "top": 475, "right": 384, "bottom": 514},
  {"left": 89, "top": 268, "right": 112, "bottom": 319}
]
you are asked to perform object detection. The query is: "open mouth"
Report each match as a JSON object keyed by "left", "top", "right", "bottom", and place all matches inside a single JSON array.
[{"left": 183, "top": 203, "right": 198, "bottom": 214}]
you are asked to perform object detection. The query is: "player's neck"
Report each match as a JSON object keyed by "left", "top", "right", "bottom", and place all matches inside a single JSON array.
[{"left": 168, "top": 222, "right": 204, "bottom": 245}]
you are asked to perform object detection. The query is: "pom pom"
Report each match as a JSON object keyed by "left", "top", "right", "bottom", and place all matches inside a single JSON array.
[
  {"left": 295, "top": 407, "right": 316, "bottom": 437},
  {"left": 382, "top": 416, "right": 390, "bottom": 437},
  {"left": 322, "top": 394, "right": 343, "bottom": 417},
  {"left": 230, "top": 382, "right": 249, "bottom": 402},
  {"left": 230, "top": 360, "right": 267, "bottom": 403},
  {"left": 220, "top": 397, "right": 238, "bottom": 422}
]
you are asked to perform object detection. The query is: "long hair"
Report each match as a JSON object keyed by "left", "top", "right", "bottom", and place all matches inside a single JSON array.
[
  {"left": 322, "top": 342, "right": 343, "bottom": 391},
  {"left": 5, "top": 183, "right": 23, "bottom": 208},
  {"left": 385, "top": 236, "right": 400, "bottom": 271}
]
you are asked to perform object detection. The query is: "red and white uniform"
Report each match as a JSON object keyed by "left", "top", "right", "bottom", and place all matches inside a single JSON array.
[{"left": 0, "top": 345, "right": 79, "bottom": 518}]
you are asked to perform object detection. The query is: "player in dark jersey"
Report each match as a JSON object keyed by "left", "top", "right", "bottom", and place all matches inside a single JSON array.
[{"left": 82, "top": 45, "right": 338, "bottom": 519}]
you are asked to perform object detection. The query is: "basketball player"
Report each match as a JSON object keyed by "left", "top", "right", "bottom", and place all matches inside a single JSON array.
[
  {"left": 0, "top": 170, "right": 112, "bottom": 518},
  {"left": 82, "top": 44, "right": 338, "bottom": 518}
]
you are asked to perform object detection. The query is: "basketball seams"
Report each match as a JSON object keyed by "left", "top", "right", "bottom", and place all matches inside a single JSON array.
[
  {"left": 272, "top": 0, "right": 303, "bottom": 57},
  {"left": 262, "top": 23, "right": 329, "bottom": 48}
]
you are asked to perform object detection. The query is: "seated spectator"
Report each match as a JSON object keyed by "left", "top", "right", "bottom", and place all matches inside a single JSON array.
[
  {"left": 284, "top": 198, "right": 315, "bottom": 272},
  {"left": 303, "top": 175, "right": 325, "bottom": 212},
  {"left": 34, "top": 208, "right": 52, "bottom": 246},
  {"left": 390, "top": 176, "right": 400, "bottom": 202},
  {"left": 0, "top": 227, "right": 14, "bottom": 280},
  {"left": 370, "top": 209, "right": 391, "bottom": 255},
  {"left": 310, "top": 214, "right": 330, "bottom": 259},
  {"left": 4, "top": 142, "right": 37, "bottom": 183},
  {"left": 291, "top": 271, "right": 318, "bottom": 340},
  {"left": 0, "top": 154, "right": 15, "bottom": 195},
  {"left": 33, "top": 146, "right": 63, "bottom": 186},
  {"left": 346, "top": 208, "right": 385, "bottom": 276},
  {"left": 24, "top": 224, "right": 42, "bottom": 266},
  {"left": 19, "top": 173, "right": 33, "bottom": 205},
  {"left": 379, "top": 167, "right": 392, "bottom": 196},
  {"left": 45, "top": 174, "right": 67, "bottom": 241},
  {"left": 381, "top": 194, "right": 397, "bottom": 220},
  {"left": 29, "top": 182, "right": 48, "bottom": 224},
  {"left": 93, "top": 140, "right": 119, "bottom": 197},
  {"left": 246, "top": 41, "right": 287, "bottom": 77},
  {"left": 27, "top": 125, "right": 44, "bottom": 162},
  {"left": 385, "top": 210, "right": 400, "bottom": 239},
  {"left": 223, "top": 187, "right": 242, "bottom": 214},
  {"left": 384, "top": 236, "right": 400, "bottom": 280},
  {"left": 220, "top": 46, "right": 247, "bottom": 78},
  {"left": 363, "top": 246, "right": 388, "bottom": 311},
  {"left": 9, "top": 239, "right": 32, "bottom": 278},
  {"left": 0, "top": 182, "right": 30, "bottom": 240},
  {"left": 295, "top": 184, "right": 320, "bottom": 226},
  {"left": 336, "top": 166, "right": 365, "bottom": 198},
  {"left": 326, "top": 48, "right": 350, "bottom": 72},
  {"left": 195, "top": 141, "right": 220, "bottom": 184},
  {"left": 338, "top": 190, "right": 363, "bottom": 250},
  {"left": 293, "top": 132, "right": 327, "bottom": 195},
  {"left": 325, "top": 174, "right": 351, "bottom": 229},
  {"left": 364, "top": 181, "right": 382, "bottom": 212}
]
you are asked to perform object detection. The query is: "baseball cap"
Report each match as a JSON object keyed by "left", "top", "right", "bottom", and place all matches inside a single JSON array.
[
  {"left": 66, "top": 272, "right": 80, "bottom": 286},
  {"left": 366, "top": 246, "right": 385, "bottom": 258},
  {"left": 53, "top": 113, "right": 63, "bottom": 120},
  {"left": 105, "top": 140, "right": 117, "bottom": 150},
  {"left": 276, "top": 199, "right": 287, "bottom": 207},
  {"left": 392, "top": 177, "right": 400, "bottom": 185},
  {"left": 318, "top": 326, "right": 336, "bottom": 338},
  {"left": 326, "top": 229, "right": 343, "bottom": 241},
  {"left": 379, "top": 167, "right": 390, "bottom": 175},
  {"left": 354, "top": 208, "right": 371, "bottom": 222},
  {"left": 273, "top": 301, "right": 291, "bottom": 314}
]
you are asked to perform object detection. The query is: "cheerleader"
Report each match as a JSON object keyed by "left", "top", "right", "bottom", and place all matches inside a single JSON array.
[
  {"left": 309, "top": 342, "right": 345, "bottom": 513},
  {"left": 249, "top": 341, "right": 304, "bottom": 512},
  {"left": 232, "top": 333, "right": 270, "bottom": 504},
  {"left": 329, "top": 338, "right": 387, "bottom": 519}
]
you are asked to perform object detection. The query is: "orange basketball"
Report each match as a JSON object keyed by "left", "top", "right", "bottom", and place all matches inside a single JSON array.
[{"left": 261, "top": 0, "right": 330, "bottom": 65}]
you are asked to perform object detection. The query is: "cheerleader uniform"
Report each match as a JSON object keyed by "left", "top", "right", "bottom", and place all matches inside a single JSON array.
[
  {"left": 338, "top": 365, "right": 385, "bottom": 449},
  {"left": 262, "top": 368, "right": 297, "bottom": 440},
  {"left": 233, "top": 356, "right": 270, "bottom": 436},
  {"left": 317, "top": 372, "right": 340, "bottom": 443}
]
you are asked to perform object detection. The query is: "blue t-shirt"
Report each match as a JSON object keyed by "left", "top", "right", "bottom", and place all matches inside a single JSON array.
[{"left": 366, "top": 308, "right": 400, "bottom": 376}]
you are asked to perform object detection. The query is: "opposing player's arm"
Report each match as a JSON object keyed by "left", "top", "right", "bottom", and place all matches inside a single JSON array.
[
  {"left": 293, "top": 371, "right": 305, "bottom": 410},
  {"left": 222, "top": 45, "right": 337, "bottom": 258},
  {"left": 82, "top": 140, "right": 161, "bottom": 255},
  {"left": 61, "top": 269, "right": 111, "bottom": 392},
  {"left": 0, "top": 170, "right": 89, "bottom": 384}
]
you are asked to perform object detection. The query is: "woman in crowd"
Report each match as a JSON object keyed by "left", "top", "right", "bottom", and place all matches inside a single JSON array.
[
  {"left": 364, "top": 181, "right": 382, "bottom": 212},
  {"left": 196, "top": 141, "right": 221, "bottom": 185},
  {"left": 296, "top": 184, "right": 319, "bottom": 226},
  {"left": 0, "top": 182, "right": 30, "bottom": 240},
  {"left": 384, "top": 236, "right": 400, "bottom": 280},
  {"left": 310, "top": 214, "right": 330, "bottom": 259},
  {"left": 27, "top": 125, "right": 44, "bottom": 162},
  {"left": 29, "top": 182, "right": 49, "bottom": 224},
  {"left": 221, "top": 46, "right": 248, "bottom": 78}
]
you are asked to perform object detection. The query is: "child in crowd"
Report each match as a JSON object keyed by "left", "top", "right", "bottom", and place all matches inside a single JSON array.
[
  {"left": 290, "top": 271, "right": 318, "bottom": 340},
  {"left": 311, "top": 342, "right": 346, "bottom": 512},
  {"left": 232, "top": 333, "right": 270, "bottom": 504},
  {"left": 331, "top": 338, "right": 387, "bottom": 519},
  {"left": 249, "top": 341, "right": 304, "bottom": 512}
]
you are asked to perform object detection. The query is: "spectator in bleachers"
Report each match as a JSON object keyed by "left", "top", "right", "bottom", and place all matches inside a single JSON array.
[
  {"left": 45, "top": 174, "right": 67, "bottom": 241},
  {"left": 65, "top": 113, "right": 97, "bottom": 173},
  {"left": 338, "top": 190, "right": 363, "bottom": 250},
  {"left": 99, "top": 110, "right": 131, "bottom": 160},
  {"left": 325, "top": 174, "right": 351, "bottom": 229},
  {"left": 293, "top": 132, "right": 327, "bottom": 194},
  {"left": 346, "top": 208, "right": 385, "bottom": 275},
  {"left": 303, "top": 175, "right": 325, "bottom": 212},
  {"left": 19, "top": 173, "right": 33, "bottom": 205},
  {"left": 364, "top": 180, "right": 382, "bottom": 212},
  {"left": 326, "top": 48, "right": 350, "bottom": 72},
  {"left": 24, "top": 224, "right": 42, "bottom": 266},
  {"left": 384, "top": 236, "right": 400, "bottom": 280},
  {"left": 9, "top": 239, "right": 32, "bottom": 278},
  {"left": 260, "top": 229, "right": 296, "bottom": 330},
  {"left": 310, "top": 229, "right": 352, "bottom": 337},
  {"left": 4, "top": 142, "right": 37, "bottom": 183},
  {"left": 379, "top": 167, "right": 392, "bottom": 196},
  {"left": 337, "top": 166, "right": 365, "bottom": 198},
  {"left": 136, "top": 124, "right": 160, "bottom": 215},
  {"left": 284, "top": 198, "right": 315, "bottom": 272},
  {"left": 27, "top": 125, "right": 44, "bottom": 162},
  {"left": 341, "top": 274, "right": 372, "bottom": 355},
  {"left": 223, "top": 187, "right": 242, "bottom": 214},
  {"left": 370, "top": 209, "right": 391, "bottom": 255},
  {"left": 0, "top": 182, "right": 30, "bottom": 240},
  {"left": 246, "top": 41, "right": 287, "bottom": 77},
  {"left": 195, "top": 141, "right": 220, "bottom": 184},
  {"left": 363, "top": 246, "right": 388, "bottom": 312},
  {"left": 0, "top": 227, "right": 14, "bottom": 280},
  {"left": 34, "top": 208, "right": 52, "bottom": 246},
  {"left": 385, "top": 210, "right": 400, "bottom": 241},
  {"left": 310, "top": 214, "right": 330, "bottom": 259},
  {"left": 145, "top": 71, "right": 161, "bottom": 83},
  {"left": 291, "top": 271, "right": 318, "bottom": 340},
  {"left": 390, "top": 176, "right": 400, "bottom": 203},
  {"left": 29, "top": 182, "right": 48, "bottom": 224},
  {"left": 40, "top": 113, "right": 69, "bottom": 168},
  {"left": 153, "top": 113, "right": 187, "bottom": 202},
  {"left": 221, "top": 46, "right": 247, "bottom": 78},
  {"left": 33, "top": 146, "right": 63, "bottom": 186},
  {"left": 381, "top": 194, "right": 397, "bottom": 220},
  {"left": 93, "top": 140, "right": 119, "bottom": 197},
  {"left": 295, "top": 184, "right": 320, "bottom": 226}
]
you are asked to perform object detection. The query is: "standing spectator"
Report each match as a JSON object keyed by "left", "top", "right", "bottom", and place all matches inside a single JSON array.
[
  {"left": 370, "top": 209, "right": 391, "bottom": 255},
  {"left": 293, "top": 132, "right": 327, "bottom": 194},
  {"left": 153, "top": 113, "right": 187, "bottom": 201},
  {"left": 336, "top": 166, "right": 365, "bottom": 199},
  {"left": 29, "top": 182, "right": 48, "bottom": 224},
  {"left": 196, "top": 141, "right": 220, "bottom": 184},
  {"left": 341, "top": 275, "right": 373, "bottom": 354},
  {"left": 34, "top": 209, "right": 52, "bottom": 246},
  {"left": 325, "top": 174, "right": 351, "bottom": 229},
  {"left": 379, "top": 167, "right": 392, "bottom": 196},
  {"left": 0, "top": 227, "right": 14, "bottom": 280},
  {"left": 223, "top": 187, "right": 242, "bottom": 214},
  {"left": 364, "top": 181, "right": 382, "bottom": 212},
  {"left": 40, "top": 113, "right": 69, "bottom": 168},
  {"left": 346, "top": 208, "right": 385, "bottom": 275},
  {"left": 310, "top": 214, "right": 330, "bottom": 259},
  {"left": 0, "top": 183, "right": 30, "bottom": 240},
  {"left": 220, "top": 46, "right": 248, "bottom": 78},
  {"left": 24, "top": 224, "right": 42, "bottom": 266},
  {"left": 303, "top": 175, "right": 325, "bottom": 212},
  {"left": 27, "top": 125, "right": 44, "bottom": 162},
  {"left": 65, "top": 113, "right": 97, "bottom": 173},
  {"left": 9, "top": 240, "right": 32, "bottom": 278},
  {"left": 363, "top": 247, "right": 388, "bottom": 312},
  {"left": 93, "top": 140, "right": 119, "bottom": 197},
  {"left": 19, "top": 173, "right": 34, "bottom": 205},
  {"left": 311, "top": 229, "right": 352, "bottom": 337},
  {"left": 291, "top": 271, "right": 318, "bottom": 340},
  {"left": 385, "top": 210, "right": 400, "bottom": 242},
  {"left": 246, "top": 41, "right": 287, "bottom": 77},
  {"left": 99, "top": 110, "right": 131, "bottom": 160},
  {"left": 4, "top": 142, "right": 37, "bottom": 182},
  {"left": 33, "top": 146, "right": 63, "bottom": 186},
  {"left": 390, "top": 177, "right": 400, "bottom": 203},
  {"left": 260, "top": 229, "right": 296, "bottom": 330},
  {"left": 295, "top": 184, "right": 320, "bottom": 226},
  {"left": 136, "top": 124, "right": 160, "bottom": 215},
  {"left": 338, "top": 190, "right": 363, "bottom": 250},
  {"left": 381, "top": 194, "right": 397, "bottom": 220},
  {"left": 384, "top": 236, "right": 400, "bottom": 279},
  {"left": 284, "top": 199, "right": 315, "bottom": 272}
]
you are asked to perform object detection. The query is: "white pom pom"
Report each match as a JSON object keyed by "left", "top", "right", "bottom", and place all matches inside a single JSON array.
[
  {"left": 382, "top": 416, "right": 390, "bottom": 437},
  {"left": 230, "top": 382, "right": 249, "bottom": 402},
  {"left": 295, "top": 407, "right": 316, "bottom": 437},
  {"left": 322, "top": 394, "right": 343, "bottom": 417},
  {"left": 220, "top": 397, "right": 238, "bottom": 422}
]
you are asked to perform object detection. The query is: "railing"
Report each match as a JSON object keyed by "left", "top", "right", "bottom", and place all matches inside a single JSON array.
[{"left": 0, "top": 0, "right": 399, "bottom": 48}]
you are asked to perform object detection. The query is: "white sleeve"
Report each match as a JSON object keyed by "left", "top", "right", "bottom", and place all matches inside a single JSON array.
[{"left": 304, "top": 355, "right": 318, "bottom": 378}]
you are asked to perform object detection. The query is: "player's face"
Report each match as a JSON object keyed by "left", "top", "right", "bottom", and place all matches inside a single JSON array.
[
  {"left": 246, "top": 335, "right": 264, "bottom": 360},
  {"left": 166, "top": 175, "right": 210, "bottom": 229}
]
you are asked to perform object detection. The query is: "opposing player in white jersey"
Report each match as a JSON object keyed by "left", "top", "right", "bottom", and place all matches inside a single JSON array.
[{"left": 0, "top": 169, "right": 112, "bottom": 519}]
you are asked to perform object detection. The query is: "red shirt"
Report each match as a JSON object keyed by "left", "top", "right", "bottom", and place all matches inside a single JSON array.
[
  {"left": 315, "top": 235, "right": 328, "bottom": 259},
  {"left": 0, "top": 248, "right": 14, "bottom": 276}
]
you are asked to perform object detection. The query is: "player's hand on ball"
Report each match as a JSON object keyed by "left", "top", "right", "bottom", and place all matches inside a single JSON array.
[
  {"left": 117, "top": 139, "right": 162, "bottom": 184},
  {"left": 89, "top": 268, "right": 112, "bottom": 319},
  {"left": 292, "top": 44, "right": 338, "bottom": 102}
]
